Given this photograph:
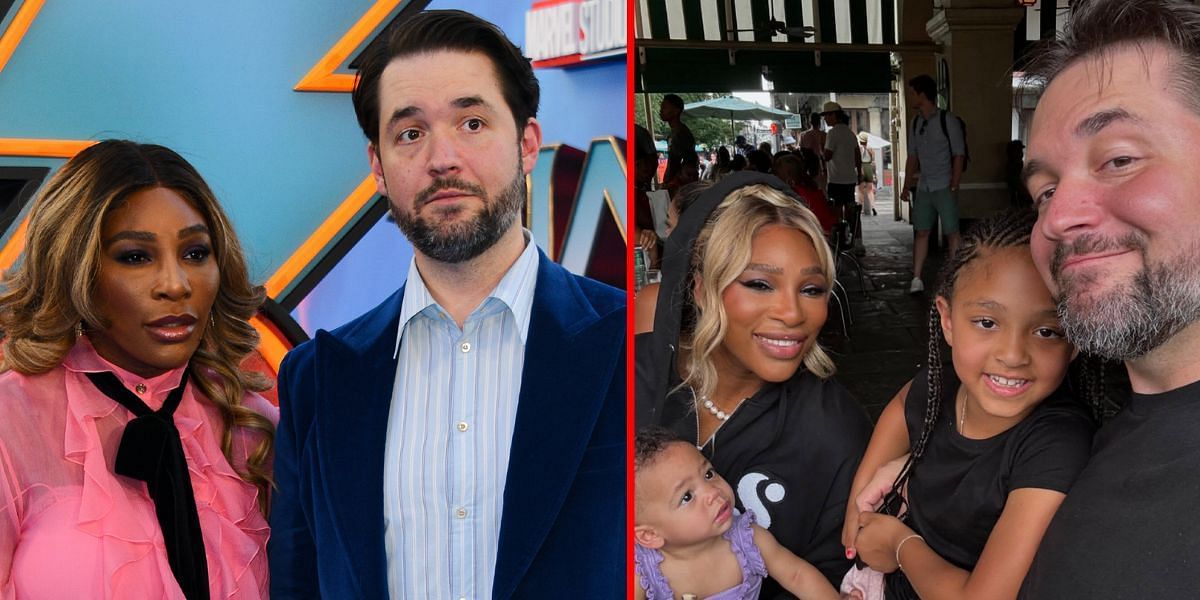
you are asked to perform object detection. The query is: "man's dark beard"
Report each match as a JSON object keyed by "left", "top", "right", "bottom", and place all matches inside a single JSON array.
[
  {"left": 1054, "top": 233, "right": 1200, "bottom": 360},
  {"left": 390, "top": 164, "right": 525, "bottom": 264}
]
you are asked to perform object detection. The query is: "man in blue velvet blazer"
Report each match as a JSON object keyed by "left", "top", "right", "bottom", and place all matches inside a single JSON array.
[{"left": 268, "top": 11, "right": 625, "bottom": 599}]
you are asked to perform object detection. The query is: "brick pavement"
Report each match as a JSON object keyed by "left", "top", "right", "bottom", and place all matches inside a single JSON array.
[{"left": 819, "top": 186, "right": 947, "bottom": 421}]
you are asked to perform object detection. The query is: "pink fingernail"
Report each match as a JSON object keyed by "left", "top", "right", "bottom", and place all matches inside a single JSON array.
[{"left": 845, "top": 549, "right": 855, "bottom": 559}]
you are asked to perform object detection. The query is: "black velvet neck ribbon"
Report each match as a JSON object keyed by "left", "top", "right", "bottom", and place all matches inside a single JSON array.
[{"left": 85, "top": 369, "right": 210, "bottom": 600}]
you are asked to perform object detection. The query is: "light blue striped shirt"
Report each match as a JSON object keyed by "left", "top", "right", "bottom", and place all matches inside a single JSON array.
[{"left": 383, "top": 234, "right": 539, "bottom": 600}]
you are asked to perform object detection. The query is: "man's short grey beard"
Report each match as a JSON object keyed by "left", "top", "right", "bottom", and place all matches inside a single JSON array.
[
  {"left": 1057, "top": 244, "right": 1200, "bottom": 360},
  {"left": 391, "top": 166, "right": 526, "bottom": 264}
]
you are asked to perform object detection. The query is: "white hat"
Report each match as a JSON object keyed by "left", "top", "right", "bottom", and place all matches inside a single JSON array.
[{"left": 821, "top": 101, "right": 843, "bottom": 114}]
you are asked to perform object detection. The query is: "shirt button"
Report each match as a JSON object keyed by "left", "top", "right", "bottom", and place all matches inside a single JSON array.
[
  {"left": 460, "top": 341, "right": 471, "bottom": 353},
  {"left": 135, "top": 383, "right": 147, "bottom": 394},
  {"left": 455, "top": 507, "right": 467, "bottom": 518},
  {"left": 456, "top": 421, "right": 469, "bottom": 432}
]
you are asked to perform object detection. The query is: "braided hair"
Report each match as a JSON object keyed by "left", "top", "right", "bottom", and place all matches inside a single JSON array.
[{"left": 885, "top": 209, "right": 1113, "bottom": 506}]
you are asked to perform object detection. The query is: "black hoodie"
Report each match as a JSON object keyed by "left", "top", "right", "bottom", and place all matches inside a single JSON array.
[{"left": 635, "top": 172, "right": 872, "bottom": 597}]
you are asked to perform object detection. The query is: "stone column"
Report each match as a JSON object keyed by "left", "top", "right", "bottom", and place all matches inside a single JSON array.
[
  {"left": 927, "top": 3, "right": 1024, "bottom": 218},
  {"left": 868, "top": 106, "right": 883, "bottom": 138},
  {"left": 893, "top": 0, "right": 937, "bottom": 221}
]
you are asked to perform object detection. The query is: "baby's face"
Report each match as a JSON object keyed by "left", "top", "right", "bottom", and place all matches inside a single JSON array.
[{"left": 636, "top": 442, "right": 736, "bottom": 549}]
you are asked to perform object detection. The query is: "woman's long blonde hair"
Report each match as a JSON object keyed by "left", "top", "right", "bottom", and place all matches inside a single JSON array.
[
  {"left": 680, "top": 184, "right": 837, "bottom": 403},
  {"left": 0, "top": 140, "right": 275, "bottom": 513}
]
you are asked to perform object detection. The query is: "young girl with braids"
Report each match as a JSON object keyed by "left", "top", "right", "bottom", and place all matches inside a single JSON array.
[{"left": 840, "top": 210, "right": 1099, "bottom": 600}]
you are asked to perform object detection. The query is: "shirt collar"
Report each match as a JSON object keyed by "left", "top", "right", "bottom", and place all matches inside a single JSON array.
[
  {"left": 62, "top": 335, "right": 189, "bottom": 406},
  {"left": 917, "top": 107, "right": 942, "bottom": 124},
  {"left": 393, "top": 229, "right": 540, "bottom": 358}
]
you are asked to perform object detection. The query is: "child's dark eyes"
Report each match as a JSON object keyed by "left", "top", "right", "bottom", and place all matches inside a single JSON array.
[
  {"left": 704, "top": 468, "right": 715, "bottom": 480},
  {"left": 1034, "top": 327, "right": 1065, "bottom": 339},
  {"left": 972, "top": 318, "right": 997, "bottom": 329},
  {"left": 680, "top": 491, "right": 693, "bottom": 505}
]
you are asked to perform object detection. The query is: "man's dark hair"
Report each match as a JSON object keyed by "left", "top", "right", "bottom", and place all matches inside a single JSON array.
[
  {"left": 352, "top": 10, "right": 540, "bottom": 146},
  {"left": 809, "top": 111, "right": 822, "bottom": 127},
  {"left": 745, "top": 149, "right": 772, "bottom": 173},
  {"left": 662, "top": 94, "right": 685, "bottom": 111},
  {"left": 1024, "top": 0, "right": 1200, "bottom": 116},
  {"left": 908, "top": 74, "right": 938, "bottom": 103}
]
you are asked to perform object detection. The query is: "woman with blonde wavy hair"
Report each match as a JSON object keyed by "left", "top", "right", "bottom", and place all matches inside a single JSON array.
[
  {"left": 0, "top": 140, "right": 276, "bottom": 599},
  {"left": 636, "top": 171, "right": 872, "bottom": 596}
]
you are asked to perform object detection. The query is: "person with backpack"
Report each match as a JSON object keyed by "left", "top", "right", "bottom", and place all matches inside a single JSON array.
[{"left": 900, "top": 74, "right": 966, "bottom": 294}]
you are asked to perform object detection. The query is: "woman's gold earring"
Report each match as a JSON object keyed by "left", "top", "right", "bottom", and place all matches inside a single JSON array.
[
  {"left": 209, "top": 313, "right": 216, "bottom": 330},
  {"left": 74, "top": 321, "right": 84, "bottom": 337}
]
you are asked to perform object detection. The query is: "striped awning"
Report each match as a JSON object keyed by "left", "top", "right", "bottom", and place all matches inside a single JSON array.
[
  {"left": 636, "top": 0, "right": 896, "bottom": 46},
  {"left": 635, "top": 0, "right": 902, "bottom": 93}
]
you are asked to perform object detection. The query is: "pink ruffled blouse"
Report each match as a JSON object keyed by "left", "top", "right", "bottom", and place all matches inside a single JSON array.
[{"left": 0, "top": 338, "right": 277, "bottom": 599}]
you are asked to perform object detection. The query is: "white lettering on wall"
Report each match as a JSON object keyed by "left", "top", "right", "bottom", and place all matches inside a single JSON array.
[{"left": 526, "top": 0, "right": 626, "bottom": 66}]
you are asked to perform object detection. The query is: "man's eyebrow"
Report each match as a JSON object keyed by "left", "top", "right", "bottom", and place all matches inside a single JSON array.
[
  {"left": 452, "top": 95, "right": 490, "bottom": 110},
  {"left": 1021, "top": 108, "right": 1142, "bottom": 186},
  {"left": 1021, "top": 158, "right": 1046, "bottom": 186},
  {"left": 1075, "top": 108, "right": 1140, "bottom": 138},
  {"left": 383, "top": 96, "right": 493, "bottom": 133},
  {"left": 385, "top": 106, "right": 421, "bottom": 132}
]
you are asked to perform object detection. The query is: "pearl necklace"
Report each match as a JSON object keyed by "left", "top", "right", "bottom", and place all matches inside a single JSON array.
[
  {"left": 700, "top": 396, "right": 748, "bottom": 421},
  {"left": 702, "top": 397, "right": 730, "bottom": 421}
]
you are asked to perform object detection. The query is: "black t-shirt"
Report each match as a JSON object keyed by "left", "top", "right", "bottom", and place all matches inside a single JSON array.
[
  {"left": 1021, "top": 378, "right": 1200, "bottom": 599},
  {"left": 644, "top": 355, "right": 871, "bottom": 599},
  {"left": 665, "top": 123, "right": 697, "bottom": 183},
  {"left": 887, "top": 367, "right": 1094, "bottom": 599}
]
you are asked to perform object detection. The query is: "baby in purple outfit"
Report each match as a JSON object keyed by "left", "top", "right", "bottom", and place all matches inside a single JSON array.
[{"left": 634, "top": 428, "right": 840, "bottom": 600}]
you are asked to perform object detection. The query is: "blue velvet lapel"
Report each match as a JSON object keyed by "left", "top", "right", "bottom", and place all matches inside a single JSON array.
[
  {"left": 491, "top": 254, "right": 623, "bottom": 600},
  {"left": 314, "top": 286, "right": 405, "bottom": 598}
]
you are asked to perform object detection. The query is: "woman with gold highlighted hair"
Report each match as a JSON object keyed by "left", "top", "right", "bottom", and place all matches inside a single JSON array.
[
  {"left": 0, "top": 140, "right": 275, "bottom": 598},
  {"left": 636, "top": 171, "right": 872, "bottom": 596}
]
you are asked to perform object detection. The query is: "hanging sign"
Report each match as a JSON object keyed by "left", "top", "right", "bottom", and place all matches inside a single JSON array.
[{"left": 525, "top": 0, "right": 626, "bottom": 68}]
